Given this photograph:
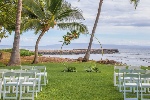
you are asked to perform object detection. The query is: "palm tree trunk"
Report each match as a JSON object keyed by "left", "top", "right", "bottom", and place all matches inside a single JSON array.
[
  {"left": 7, "top": 0, "right": 22, "bottom": 66},
  {"left": 83, "top": 0, "right": 103, "bottom": 62},
  {"left": 32, "top": 30, "right": 46, "bottom": 64}
]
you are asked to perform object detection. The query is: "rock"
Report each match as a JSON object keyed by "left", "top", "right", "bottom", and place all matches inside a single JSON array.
[
  {"left": 77, "top": 57, "right": 83, "bottom": 62},
  {"left": 38, "top": 49, "right": 119, "bottom": 55},
  {"left": 96, "top": 59, "right": 124, "bottom": 65}
]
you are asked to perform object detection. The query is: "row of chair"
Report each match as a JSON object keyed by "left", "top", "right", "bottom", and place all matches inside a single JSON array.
[
  {"left": 0, "top": 66, "right": 48, "bottom": 100},
  {"left": 3, "top": 71, "right": 37, "bottom": 100},
  {"left": 114, "top": 65, "right": 150, "bottom": 100},
  {"left": 114, "top": 65, "right": 149, "bottom": 86},
  {"left": 123, "top": 72, "right": 150, "bottom": 100},
  {"left": 20, "top": 66, "right": 48, "bottom": 86}
]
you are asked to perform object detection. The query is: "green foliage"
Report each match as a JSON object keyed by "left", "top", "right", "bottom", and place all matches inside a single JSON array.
[
  {"left": 0, "top": 49, "right": 12, "bottom": 52},
  {"left": 85, "top": 65, "right": 100, "bottom": 73},
  {"left": 20, "top": 49, "right": 34, "bottom": 56},
  {"left": 62, "top": 30, "right": 80, "bottom": 45},
  {"left": 62, "top": 66, "right": 77, "bottom": 72},
  {"left": 130, "top": 0, "right": 140, "bottom": 9},
  {"left": 0, "top": 1, "right": 17, "bottom": 32},
  {"left": 0, "top": 49, "right": 34, "bottom": 56},
  {"left": 22, "top": 0, "right": 88, "bottom": 35}
]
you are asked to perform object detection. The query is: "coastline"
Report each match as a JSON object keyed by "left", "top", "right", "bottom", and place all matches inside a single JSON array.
[{"left": 0, "top": 45, "right": 150, "bottom": 66}]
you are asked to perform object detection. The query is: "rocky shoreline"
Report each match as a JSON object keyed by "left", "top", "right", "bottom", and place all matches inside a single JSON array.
[
  {"left": 0, "top": 51, "right": 124, "bottom": 65},
  {"left": 38, "top": 49, "right": 119, "bottom": 55}
]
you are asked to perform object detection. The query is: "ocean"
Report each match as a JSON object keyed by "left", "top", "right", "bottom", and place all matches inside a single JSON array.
[{"left": 0, "top": 44, "right": 150, "bottom": 66}]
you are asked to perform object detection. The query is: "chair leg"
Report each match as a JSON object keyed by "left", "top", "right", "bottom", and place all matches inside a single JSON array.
[
  {"left": 16, "top": 85, "right": 19, "bottom": 99},
  {"left": 3, "top": 85, "right": 6, "bottom": 99},
  {"left": 20, "top": 85, "right": 22, "bottom": 100},
  {"left": 0, "top": 84, "right": 2, "bottom": 99},
  {"left": 32, "top": 86, "right": 35, "bottom": 100},
  {"left": 124, "top": 85, "right": 126, "bottom": 100},
  {"left": 44, "top": 76, "right": 46, "bottom": 85},
  {"left": 37, "top": 81, "right": 41, "bottom": 92},
  {"left": 114, "top": 73, "right": 117, "bottom": 86},
  {"left": 119, "top": 79, "right": 122, "bottom": 92}
]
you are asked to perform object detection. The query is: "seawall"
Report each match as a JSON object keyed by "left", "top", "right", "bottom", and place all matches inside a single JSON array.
[{"left": 38, "top": 49, "right": 119, "bottom": 55}]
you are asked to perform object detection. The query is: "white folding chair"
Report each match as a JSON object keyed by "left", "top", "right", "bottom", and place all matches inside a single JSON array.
[
  {"left": 11, "top": 69, "right": 27, "bottom": 93},
  {"left": 118, "top": 69, "right": 131, "bottom": 92},
  {"left": 140, "top": 73, "right": 150, "bottom": 100},
  {"left": 132, "top": 69, "right": 147, "bottom": 93},
  {"left": 114, "top": 65, "right": 126, "bottom": 86},
  {"left": 3, "top": 72, "right": 19, "bottom": 100},
  {"left": 34, "top": 66, "right": 48, "bottom": 86},
  {"left": 19, "top": 72, "right": 36, "bottom": 100},
  {"left": 0, "top": 69, "right": 11, "bottom": 96},
  {"left": 28, "top": 69, "right": 41, "bottom": 94},
  {"left": 123, "top": 73, "right": 140, "bottom": 100}
]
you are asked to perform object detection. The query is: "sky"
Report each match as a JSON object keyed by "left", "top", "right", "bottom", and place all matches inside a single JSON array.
[{"left": 1, "top": 0, "right": 150, "bottom": 46}]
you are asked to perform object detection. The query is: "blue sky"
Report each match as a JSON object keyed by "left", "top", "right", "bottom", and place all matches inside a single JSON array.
[{"left": 1, "top": 0, "right": 150, "bottom": 46}]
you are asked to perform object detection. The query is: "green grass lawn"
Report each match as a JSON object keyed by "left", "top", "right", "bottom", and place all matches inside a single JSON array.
[{"left": 0, "top": 62, "right": 124, "bottom": 100}]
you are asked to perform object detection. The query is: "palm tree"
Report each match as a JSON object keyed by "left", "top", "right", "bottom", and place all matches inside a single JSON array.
[
  {"left": 22, "top": 0, "right": 88, "bottom": 64},
  {"left": 83, "top": 0, "right": 103, "bottom": 62},
  {"left": 7, "top": 0, "right": 22, "bottom": 66},
  {"left": 83, "top": 0, "right": 140, "bottom": 62}
]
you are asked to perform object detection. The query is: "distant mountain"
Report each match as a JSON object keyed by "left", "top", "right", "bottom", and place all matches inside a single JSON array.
[
  {"left": 46, "top": 43, "right": 150, "bottom": 49},
  {"left": 1, "top": 43, "right": 150, "bottom": 50}
]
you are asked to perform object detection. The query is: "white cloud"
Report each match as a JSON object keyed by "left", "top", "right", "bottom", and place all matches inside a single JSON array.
[
  {"left": 1, "top": 0, "right": 150, "bottom": 46},
  {"left": 67, "top": 0, "right": 150, "bottom": 28}
]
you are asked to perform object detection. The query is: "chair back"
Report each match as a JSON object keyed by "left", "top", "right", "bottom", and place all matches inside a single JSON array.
[
  {"left": 124, "top": 73, "right": 140, "bottom": 83},
  {"left": 119, "top": 69, "right": 131, "bottom": 73},
  {"left": 114, "top": 66, "right": 126, "bottom": 70},
  {"left": 20, "top": 72, "right": 36, "bottom": 78},
  {"left": 27, "top": 69, "right": 40, "bottom": 73},
  {"left": 128, "top": 66, "right": 141, "bottom": 70},
  {"left": 20, "top": 66, "right": 34, "bottom": 70},
  {"left": 34, "top": 66, "right": 46, "bottom": 73},
  {"left": 12, "top": 69, "right": 26, "bottom": 73},
  {"left": 132, "top": 69, "right": 146, "bottom": 74},
  {"left": 146, "top": 70, "right": 150, "bottom": 74},
  {"left": 3, "top": 72, "right": 19, "bottom": 82},
  {"left": 140, "top": 73, "right": 150, "bottom": 79}
]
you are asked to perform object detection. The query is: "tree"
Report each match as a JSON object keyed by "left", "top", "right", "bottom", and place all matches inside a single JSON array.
[
  {"left": 0, "top": 1, "right": 17, "bottom": 43},
  {"left": 22, "top": 0, "right": 88, "bottom": 64},
  {"left": 7, "top": 0, "right": 22, "bottom": 66},
  {"left": 83, "top": 0, "right": 140, "bottom": 62},
  {"left": 83, "top": 0, "right": 103, "bottom": 62}
]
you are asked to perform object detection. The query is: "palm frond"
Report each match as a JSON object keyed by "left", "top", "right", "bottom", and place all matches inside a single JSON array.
[
  {"left": 130, "top": 0, "right": 140, "bottom": 9},
  {"left": 48, "top": 0, "right": 63, "bottom": 14},
  {"left": 22, "top": 18, "right": 42, "bottom": 33},
  {"left": 23, "top": 0, "right": 45, "bottom": 19},
  {"left": 56, "top": 1, "right": 84, "bottom": 22},
  {"left": 57, "top": 22, "right": 88, "bottom": 34},
  {"left": 56, "top": 9, "right": 84, "bottom": 22}
]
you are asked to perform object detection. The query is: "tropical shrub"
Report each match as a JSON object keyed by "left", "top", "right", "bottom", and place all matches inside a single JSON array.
[
  {"left": 62, "top": 67, "right": 77, "bottom": 72},
  {"left": 85, "top": 65, "right": 100, "bottom": 73},
  {"left": 0, "top": 49, "right": 35, "bottom": 56},
  {"left": 20, "top": 49, "right": 34, "bottom": 56}
]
